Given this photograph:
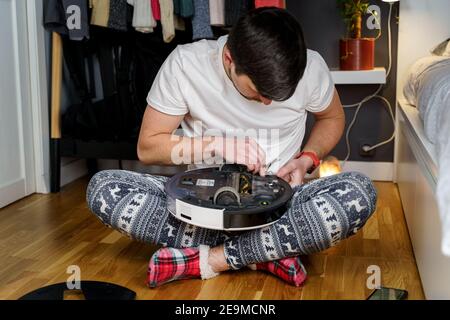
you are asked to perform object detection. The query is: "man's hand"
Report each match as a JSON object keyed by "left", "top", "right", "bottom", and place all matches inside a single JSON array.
[
  {"left": 206, "top": 136, "right": 267, "bottom": 176},
  {"left": 276, "top": 156, "right": 314, "bottom": 187},
  {"left": 276, "top": 89, "right": 345, "bottom": 187}
]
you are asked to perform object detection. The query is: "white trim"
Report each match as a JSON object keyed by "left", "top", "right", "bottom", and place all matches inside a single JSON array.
[
  {"left": 330, "top": 67, "right": 386, "bottom": 84},
  {"left": 393, "top": 104, "right": 401, "bottom": 183},
  {"left": 342, "top": 161, "right": 393, "bottom": 181},
  {"left": 61, "top": 159, "right": 88, "bottom": 187},
  {"left": 396, "top": 100, "right": 438, "bottom": 190},
  {"left": 26, "top": 0, "right": 51, "bottom": 194},
  {"left": 0, "top": 179, "right": 26, "bottom": 208},
  {"left": 307, "top": 161, "right": 394, "bottom": 181},
  {"left": 394, "top": 102, "right": 450, "bottom": 299},
  {"left": 174, "top": 199, "right": 225, "bottom": 230},
  {"left": 11, "top": 0, "right": 36, "bottom": 197}
]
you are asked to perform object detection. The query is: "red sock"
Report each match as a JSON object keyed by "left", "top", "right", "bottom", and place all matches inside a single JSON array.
[
  {"left": 147, "top": 245, "right": 219, "bottom": 288},
  {"left": 249, "top": 256, "right": 307, "bottom": 287}
]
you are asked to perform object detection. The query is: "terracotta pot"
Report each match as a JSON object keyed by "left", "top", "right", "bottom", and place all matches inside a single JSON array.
[{"left": 339, "top": 38, "right": 375, "bottom": 70}]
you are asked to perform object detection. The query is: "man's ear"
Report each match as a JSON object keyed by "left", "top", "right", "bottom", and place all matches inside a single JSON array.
[{"left": 223, "top": 45, "right": 233, "bottom": 67}]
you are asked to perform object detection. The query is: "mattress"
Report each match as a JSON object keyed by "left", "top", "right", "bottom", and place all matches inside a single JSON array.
[
  {"left": 398, "top": 99, "right": 438, "bottom": 183},
  {"left": 403, "top": 56, "right": 450, "bottom": 144}
]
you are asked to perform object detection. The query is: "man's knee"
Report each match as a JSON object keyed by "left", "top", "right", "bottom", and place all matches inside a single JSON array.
[
  {"left": 343, "top": 171, "right": 377, "bottom": 211},
  {"left": 86, "top": 170, "right": 120, "bottom": 221},
  {"left": 308, "top": 171, "right": 377, "bottom": 212},
  {"left": 336, "top": 171, "right": 378, "bottom": 234},
  {"left": 87, "top": 170, "right": 112, "bottom": 204}
]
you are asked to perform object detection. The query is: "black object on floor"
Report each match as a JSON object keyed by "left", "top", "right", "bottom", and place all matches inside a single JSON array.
[{"left": 18, "top": 281, "right": 136, "bottom": 300}]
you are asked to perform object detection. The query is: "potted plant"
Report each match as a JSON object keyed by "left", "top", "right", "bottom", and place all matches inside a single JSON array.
[{"left": 337, "top": 0, "right": 378, "bottom": 70}]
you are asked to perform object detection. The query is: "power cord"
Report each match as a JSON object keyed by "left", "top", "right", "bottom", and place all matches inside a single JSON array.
[{"left": 342, "top": 3, "right": 395, "bottom": 165}]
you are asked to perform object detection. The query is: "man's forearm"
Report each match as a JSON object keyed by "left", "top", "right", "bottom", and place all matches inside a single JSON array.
[
  {"left": 139, "top": 133, "right": 267, "bottom": 174},
  {"left": 302, "top": 115, "right": 345, "bottom": 159},
  {"left": 137, "top": 134, "right": 216, "bottom": 165}
]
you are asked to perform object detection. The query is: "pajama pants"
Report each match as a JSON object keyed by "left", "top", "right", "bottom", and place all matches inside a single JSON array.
[{"left": 86, "top": 170, "right": 377, "bottom": 270}]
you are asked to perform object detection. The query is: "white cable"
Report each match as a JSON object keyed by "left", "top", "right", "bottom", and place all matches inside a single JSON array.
[
  {"left": 365, "top": 95, "right": 395, "bottom": 150},
  {"left": 343, "top": 95, "right": 395, "bottom": 162},
  {"left": 352, "top": 95, "right": 395, "bottom": 153},
  {"left": 386, "top": 2, "right": 393, "bottom": 77},
  {"left": 343, "top": 84, "right": 382, "bottom": 109},
  {"left": 342, "top": 3, "right": 394, "bottom": 165}
]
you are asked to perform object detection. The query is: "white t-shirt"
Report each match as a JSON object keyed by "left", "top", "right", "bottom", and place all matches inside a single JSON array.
[{"left": 147, "top": 35, "right": 334, "bottom": 173}]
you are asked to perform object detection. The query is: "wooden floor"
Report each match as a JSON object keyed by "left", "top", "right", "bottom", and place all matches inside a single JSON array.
[{"left": 0, "top": 177, "right": 425, "bottom": 300}]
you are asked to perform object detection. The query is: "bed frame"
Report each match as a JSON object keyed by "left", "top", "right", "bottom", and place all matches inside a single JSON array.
[
  {"left": 395, "top": 100, "right": 450, "bottom": 299},
  {"left": 394, "top": 0, "right": 450, "bottom": 299}
]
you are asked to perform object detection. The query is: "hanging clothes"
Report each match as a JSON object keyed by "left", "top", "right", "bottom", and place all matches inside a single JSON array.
[
  {"left": 254, "top": 0, "right": 285, "bottom": 9},
  {"left": 174, "top": 0, "right": 194, "bottom": 18},
  {"left": 192, "top": 0, "right": 214, "bottom": 40},
  {"left": 127, "top": 0, "right": 157, "bottom": 33},
  {"left": 44, "top": 0, "right": 90, "bottom": 40},
  {"left": 159, "top": 0, "right": 175, "bottom": 43},
  {"left": 44, "top": 0, "right": 66, "bottom": 35},
  {"left": 91, "top": 0, "right": 111, "bottom": 27},
  {"left": 151, "top": 0, "right": 161, "bottom": 21},
  {"left": 225, "top": 0, "right": 253, "bottom": 26},
  {"left": 174, "top": 15, "right": 186, "bottom": 31},
  {"left": 108, "top": 0, "right": 128, "bottom": 31},
  {"left": 209, "top": 0, "right": 225, "bottom": 26}
]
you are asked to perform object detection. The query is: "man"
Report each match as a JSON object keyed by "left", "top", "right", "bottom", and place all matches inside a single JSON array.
[{"left": 87, "top": 7, "right": 377, "bottom": 287}]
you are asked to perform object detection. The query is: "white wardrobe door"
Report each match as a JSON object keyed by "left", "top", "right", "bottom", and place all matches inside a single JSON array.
[{"left": 0, "top": 0, "right": 35, "bottom": 208}]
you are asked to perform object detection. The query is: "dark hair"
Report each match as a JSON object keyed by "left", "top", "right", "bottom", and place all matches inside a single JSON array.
[{"left": 227, "top": 7, "right": 307, "bottom": 101}]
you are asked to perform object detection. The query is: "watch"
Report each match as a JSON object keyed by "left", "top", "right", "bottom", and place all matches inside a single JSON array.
[{"left": 294, "top": 151, "right": 320, "bottom": 174}]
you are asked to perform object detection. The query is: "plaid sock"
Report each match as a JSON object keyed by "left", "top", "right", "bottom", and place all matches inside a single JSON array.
[
  {"left": 249, "top": 256, "right": 307, "bottom": 287},
  {"left": 147, "top": 245, "right": 219, "bottom": 288}
]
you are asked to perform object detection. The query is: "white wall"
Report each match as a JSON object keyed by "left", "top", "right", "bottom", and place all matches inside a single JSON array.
[
  {"left": 0, "top": 0, "right": 36, "bottom": 207},
  {"left": 396, "top": 0, "right": 450, "bottom": 99}
]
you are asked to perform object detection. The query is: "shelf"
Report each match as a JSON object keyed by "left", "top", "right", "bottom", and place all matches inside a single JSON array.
[{"left": 330, "top": 67, "right": 386, "bottom": 84}]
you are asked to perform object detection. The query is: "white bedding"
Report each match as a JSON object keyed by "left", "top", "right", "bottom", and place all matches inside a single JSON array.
[
  {"left": 403, "top": 56, "right": 450, "bottom": 143},
  {"left": 403, "top": 56, "right": 450, "bottom": 256}
]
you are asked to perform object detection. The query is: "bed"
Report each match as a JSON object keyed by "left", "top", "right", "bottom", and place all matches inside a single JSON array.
[{"left": 395, "top": 39, "right": 450, "bottom": 299}]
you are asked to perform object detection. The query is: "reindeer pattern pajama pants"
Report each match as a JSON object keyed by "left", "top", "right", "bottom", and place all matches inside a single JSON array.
[{"left": 86, "top": 170, "right": 377, "bottom": 269}]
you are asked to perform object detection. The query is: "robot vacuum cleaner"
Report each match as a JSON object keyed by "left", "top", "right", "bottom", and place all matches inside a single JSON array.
[{"left": 166, "top": 164, "right": 293, "bottom": 231}]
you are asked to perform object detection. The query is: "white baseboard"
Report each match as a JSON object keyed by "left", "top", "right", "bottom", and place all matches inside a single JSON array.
[
  {"left": 0, "top": 179, "right": 26, "bottom": 208},
  {"left": 306, "top": 161, "right": 394, "bottom": 181},
  {"left": 342, "top": 161, "right": 394, "bottom": 181},
  {"left": 60, "top": 158, "right": 88, "bottom": 187}
]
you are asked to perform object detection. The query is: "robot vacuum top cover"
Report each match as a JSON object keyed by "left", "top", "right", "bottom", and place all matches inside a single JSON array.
[{"left": 166, "top": 164, "right": 293, "bottom": 231}]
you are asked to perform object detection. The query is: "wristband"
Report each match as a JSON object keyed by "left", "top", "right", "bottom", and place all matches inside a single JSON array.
[{"left": 294, "top": 151, "right": 320, "bottom": 174}]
